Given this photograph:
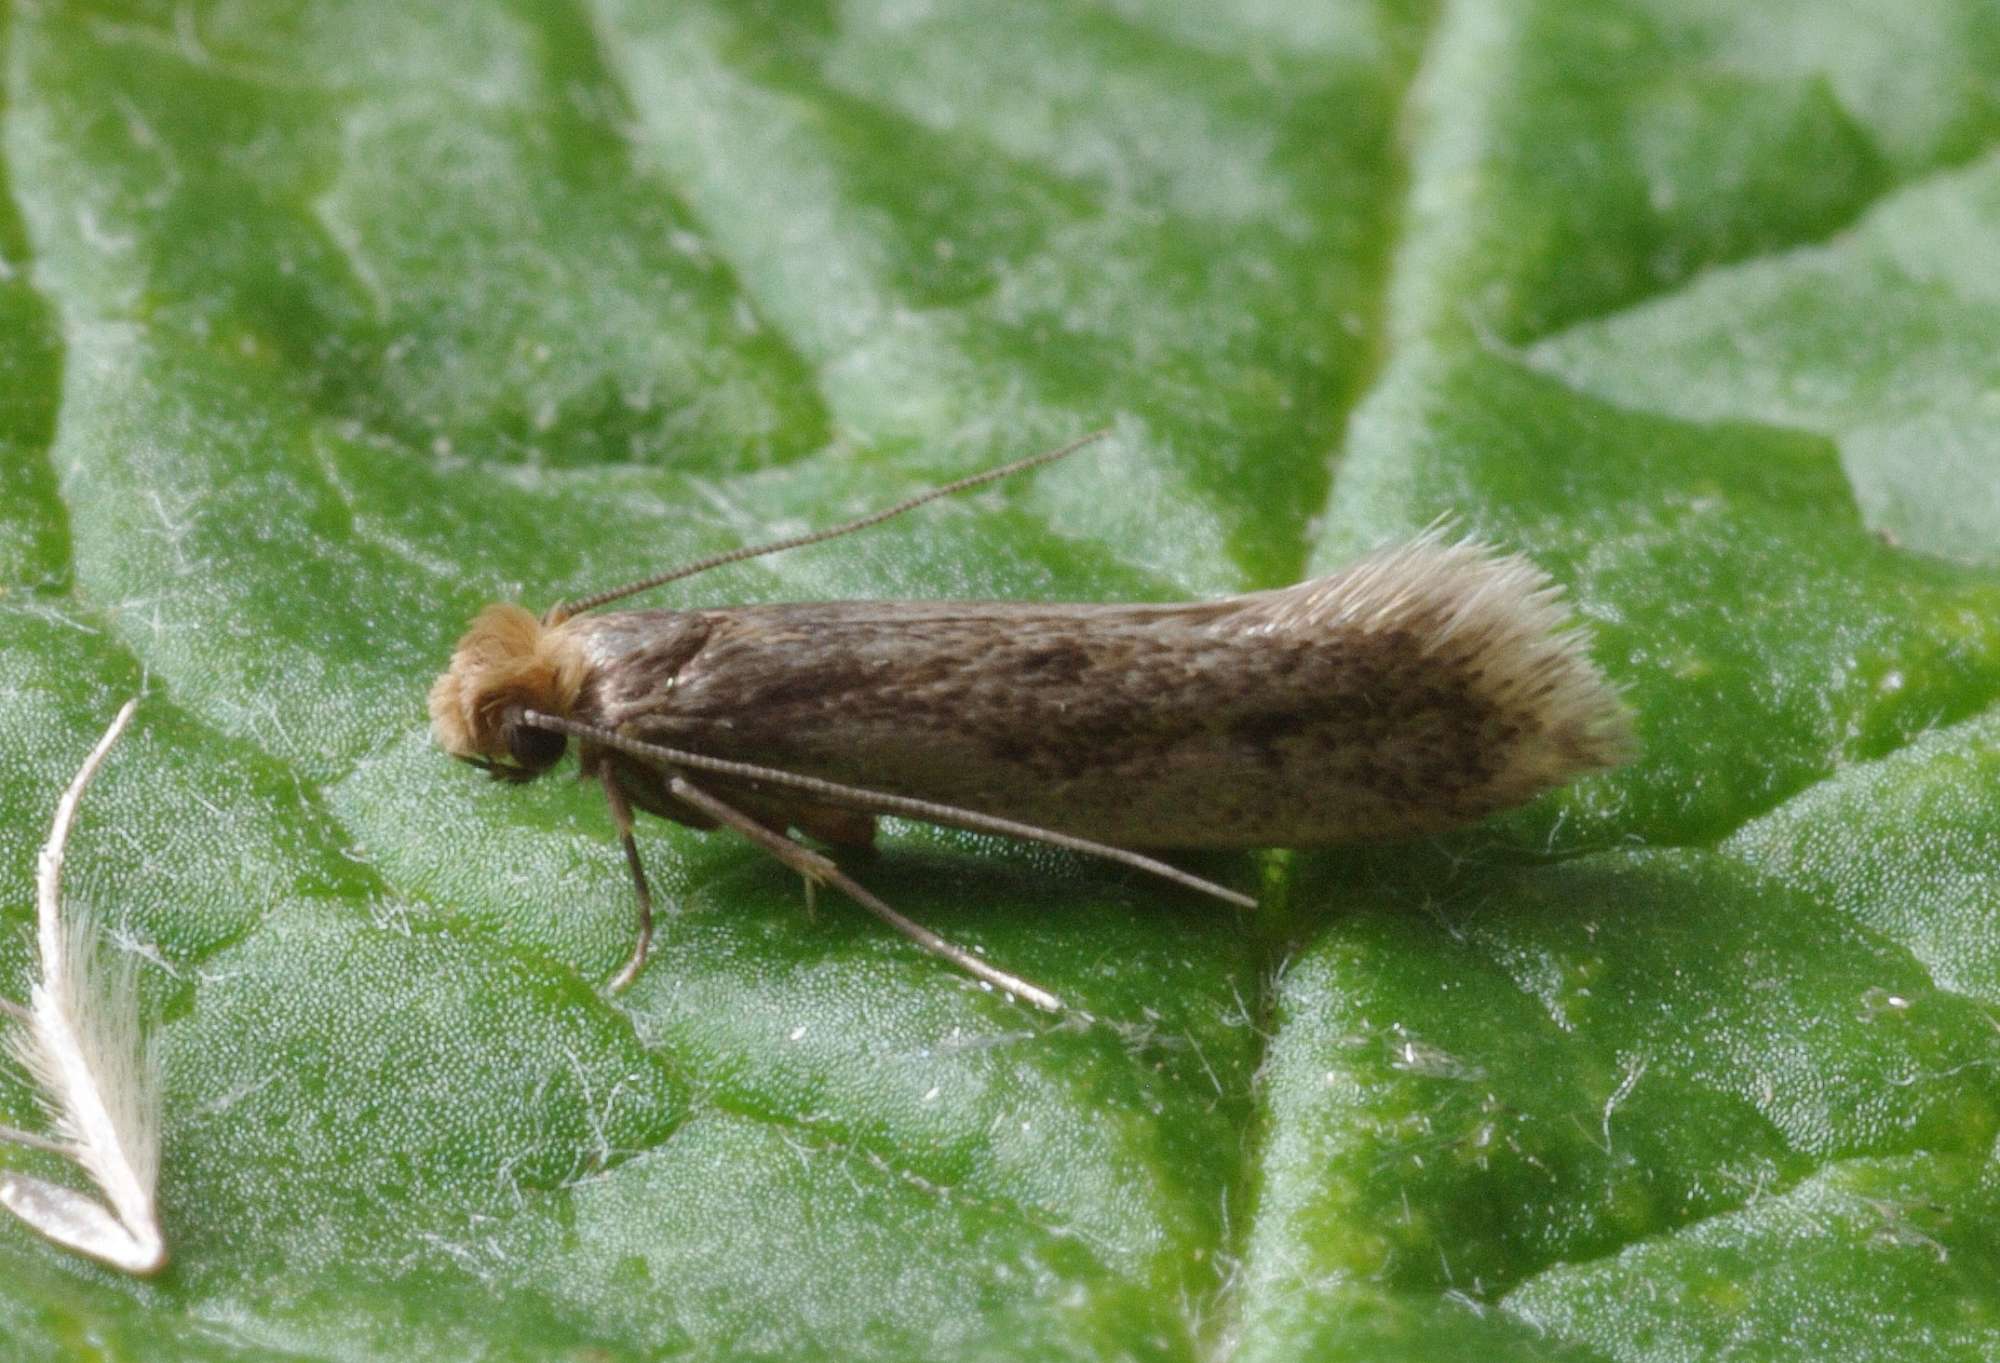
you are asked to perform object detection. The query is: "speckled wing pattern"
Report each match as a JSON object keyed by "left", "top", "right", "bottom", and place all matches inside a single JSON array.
[{"left": 566, "top": 534, "right": 1629, "bottom": 851}]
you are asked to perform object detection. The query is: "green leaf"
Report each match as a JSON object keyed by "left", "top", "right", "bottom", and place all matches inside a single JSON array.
[{"left": 2, "top": 1, "right": 1997, "bottom": 1359}]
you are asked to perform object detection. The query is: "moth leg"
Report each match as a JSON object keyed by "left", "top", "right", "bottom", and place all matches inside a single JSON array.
[
  {"left": 601, "top": 772, "right": 655, "bottom": 993},
  {"left": 791, "top": 803, "right": 877, "bottom": 849},
  {"left": 667, "top": 777, "right": 1064, "bottom": 1014},
  {"left": 792, "top": 805, "right": 875, "bottom": 920}
]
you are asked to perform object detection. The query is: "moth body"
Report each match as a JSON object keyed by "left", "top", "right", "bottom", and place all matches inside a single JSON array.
[{"left": 437, "top": 536, "right": 1626, "bottom": 856}]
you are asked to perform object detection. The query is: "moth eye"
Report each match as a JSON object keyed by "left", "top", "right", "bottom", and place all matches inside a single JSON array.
[{"left": 507, "top": 722, "right": 567, "bottom": 771}]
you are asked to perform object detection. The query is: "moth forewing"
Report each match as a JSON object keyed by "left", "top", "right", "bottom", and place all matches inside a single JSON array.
[{"left": 432, "top": 436, "right": 1633, "bottom": 1010}]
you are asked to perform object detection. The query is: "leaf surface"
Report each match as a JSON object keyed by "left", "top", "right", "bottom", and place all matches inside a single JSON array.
[{"left": 2, "top": 2, "right": 1997, "bottom": 1359}]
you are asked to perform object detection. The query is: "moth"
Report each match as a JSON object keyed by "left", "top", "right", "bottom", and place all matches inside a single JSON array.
[{"left": 431, "top": 432, "right": 1632, "bottom": 1012}]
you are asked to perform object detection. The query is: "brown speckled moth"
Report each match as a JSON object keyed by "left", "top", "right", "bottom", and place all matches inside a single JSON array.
[{"left": 431, "top": 432, "right": 1632, "bottom": 1012}]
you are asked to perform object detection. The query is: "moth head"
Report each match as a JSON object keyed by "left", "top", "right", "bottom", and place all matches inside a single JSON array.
[{"left": 429, "top": 603, "right": 588, "bottom": 781}]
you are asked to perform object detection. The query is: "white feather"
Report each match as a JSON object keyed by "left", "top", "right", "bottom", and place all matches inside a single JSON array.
[{"left": 0, "top": 700, "right": 166, "bottom": 1275}]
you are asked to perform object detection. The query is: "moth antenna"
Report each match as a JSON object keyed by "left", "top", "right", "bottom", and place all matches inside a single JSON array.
[
  {"left": 600, "top": 774, "right": 655, "bottom": 993},
  {"left": 546, "top": 428, "right": 1111, "bottom": 623},
  {"left": 519, "top": 710, "right": 1257, "bottom": 909},
  {"left": 668, "top": 777, "right": 1065, "bottom": 1013}
]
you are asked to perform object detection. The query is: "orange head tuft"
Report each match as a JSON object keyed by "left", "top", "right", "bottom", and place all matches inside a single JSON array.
[{"left": 429, "top": 603, "right": 589, "bottom": 779}]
